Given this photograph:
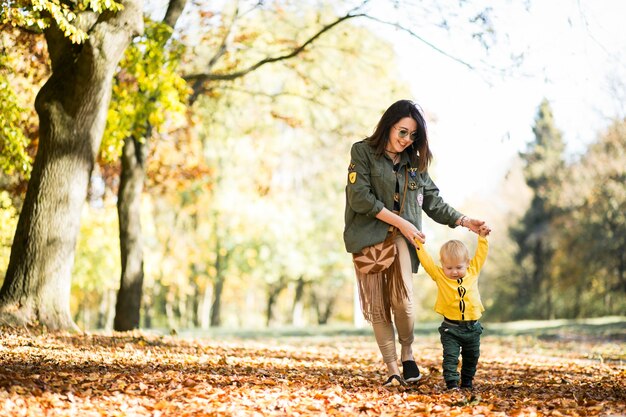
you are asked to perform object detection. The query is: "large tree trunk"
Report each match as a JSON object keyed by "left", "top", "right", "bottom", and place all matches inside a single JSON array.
[
  {"left": 0, "top": 3, "right": 143, "bottom": 331},
  {"left": 112, "top": 0, "right": 188, "bottom": 331},
  {"left": 114, "top": 136, "right": 148, "bottom": 331}
]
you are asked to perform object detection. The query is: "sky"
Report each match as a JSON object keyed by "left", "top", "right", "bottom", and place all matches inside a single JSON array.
[{"left": 377, "top": 0, "right": 626, "bottom": 207}]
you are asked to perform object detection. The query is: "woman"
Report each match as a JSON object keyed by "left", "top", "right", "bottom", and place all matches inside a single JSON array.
[{"left": 344, "top": 99, "right": 490, "bottom": 387}]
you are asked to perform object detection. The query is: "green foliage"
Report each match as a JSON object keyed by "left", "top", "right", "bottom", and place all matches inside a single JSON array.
[
  {"left": 102, "top": 18, "right": 189, "bottom": 161},
  {"left": 1, "top": 0, "right": 123, "bottom": 43},
  {"left": 522, "top": 99, "right": 567, "bottom": 201},
  {"left": 0, "top": 191, "right": 19, "bottom": 279},
  {"left": 507, "top": 99, "right": 567, "bottom": 319},
  {"left": 554, "top": 119, "right": 626, "bottom": 317},
  {"left": 498, "top": 102, "right": 626, "bottom": 320},
  {"left": 0, "top": 55, "right": 32, "bottom": 176},
  {"left": 71, "top": 204, "right": 121, "bottom": 329}
]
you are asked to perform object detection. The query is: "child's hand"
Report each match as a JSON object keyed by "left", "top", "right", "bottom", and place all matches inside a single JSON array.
[
  {"left": 464, "top": 217, "right": 490, "bottom": 235},
  {"left": 478, "top": 225, "right": 490, "bottom": 237},
  {"left": 414, "top": 236, "right": 425, "bottom": 249}
]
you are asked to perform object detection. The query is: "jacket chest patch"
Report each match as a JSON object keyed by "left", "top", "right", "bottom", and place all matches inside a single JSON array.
[
  {"left": 349, "top": 172, "right": 357, "bottom": 184},
  {"left": 417, "top": 193, "right": 423, "bottom": 207}
]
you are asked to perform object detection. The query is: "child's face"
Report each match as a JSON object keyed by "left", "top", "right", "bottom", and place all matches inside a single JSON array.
[{"left": 441, "top": 257, "right": 469, "bottom": 280}]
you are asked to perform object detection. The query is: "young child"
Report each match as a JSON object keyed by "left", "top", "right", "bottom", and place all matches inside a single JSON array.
[{"left": 415, "top": 226, "right": 489, "bottom": 390}]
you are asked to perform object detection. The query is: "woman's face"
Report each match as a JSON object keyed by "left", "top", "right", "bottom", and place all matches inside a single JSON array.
[{"left": 387, "top": 117, "right": 418, "bottom": 154}]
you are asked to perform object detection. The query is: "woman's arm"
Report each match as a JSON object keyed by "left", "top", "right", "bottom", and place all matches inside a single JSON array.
[
  {"left": 346, "top": 143, "right": 384, "bottom": 216},
  {"left": 420, "top": 173, "right": 492, "bottom": 235},
  {"left": 376, "top": 207, "right": 425, "bottom": 245},
  {"left": 456, "top": 216, "right": 492, "bottom": 236}
]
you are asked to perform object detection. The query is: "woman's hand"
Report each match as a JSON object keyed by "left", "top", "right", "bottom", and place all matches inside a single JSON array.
[
  {"left": 461, "top": 217, "right": 491, "bottom": 236},
  {"left": 399, "top": 219, "right": 425, "bottom": 246},
  {"left": 376, "top": 208, "right": 426, "bottom": 247},
  {"left": 375, "top": 207, "right": 424, "bottom": 246}
]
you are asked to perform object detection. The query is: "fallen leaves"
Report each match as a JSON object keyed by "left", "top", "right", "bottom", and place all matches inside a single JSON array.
[{"left": 0, "top": 329, "right": 624, "bottom": 416}]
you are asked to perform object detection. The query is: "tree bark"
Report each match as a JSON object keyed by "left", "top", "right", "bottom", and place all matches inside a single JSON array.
[
  {"left": 114, "top": 136, "right": 148, "bottom": 331},
  {"left": 0, "top": 2, "right": 143, "bottom": 331}
]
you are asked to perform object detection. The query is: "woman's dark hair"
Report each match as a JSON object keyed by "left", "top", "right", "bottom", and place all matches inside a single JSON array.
[{"left": 365, "top": 99, "right": 433, "bottom": 172}]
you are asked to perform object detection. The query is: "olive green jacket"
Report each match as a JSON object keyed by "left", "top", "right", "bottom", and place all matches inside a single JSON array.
[{"left": 344, "top": 140, "right": 463, "bottom": 273}]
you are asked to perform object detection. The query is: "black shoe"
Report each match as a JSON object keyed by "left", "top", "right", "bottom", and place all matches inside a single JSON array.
[
  {"left": 460, "top": 380, "right": 473, "bottom": 390},
  {"left": 446, "top": 380, "right": 459, "bottom": 390},
  {"left": 382, "top": 374, "right": 407, "bottom": 387},
  {"left": 402, "top": 360, "right": 422, "bottom": 383}
]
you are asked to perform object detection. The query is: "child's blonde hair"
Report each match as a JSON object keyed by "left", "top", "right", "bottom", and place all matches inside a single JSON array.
[{"left": 439, "top": 240, "right": 470, "bottom": 264}]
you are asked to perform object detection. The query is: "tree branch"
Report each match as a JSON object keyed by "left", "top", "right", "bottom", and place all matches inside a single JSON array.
[
  {"left": 206, "top": 1, "right": 240, "bottom": 71},
  {"left": 183, "top": 0, "right": 500, "bottom": 103},
  {"left": 185, "top": 10, "right": 367, "bottom": 103},
  {"left": 163, "top": 0, "right": 188, "bottom": 29},
  {"left": 360, "top": 14, "right": 475, "bottom": 71}
]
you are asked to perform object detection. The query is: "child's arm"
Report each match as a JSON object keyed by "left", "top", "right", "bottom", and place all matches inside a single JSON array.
[
  {"left": 415, "top": 239, "right": 439, "bottom": 280},
  {"left": 470, "top": 226, "right": 490, "bottom": 271}
]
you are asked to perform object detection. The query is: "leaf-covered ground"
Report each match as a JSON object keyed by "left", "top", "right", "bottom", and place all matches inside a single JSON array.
[{"left": 0, "top": 324, "right": 624, "bottom": 416}]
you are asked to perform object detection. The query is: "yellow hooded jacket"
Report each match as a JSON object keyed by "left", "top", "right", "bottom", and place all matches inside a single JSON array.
[{"left": 416, "top": 236, "right": 488, "bottom": 321}]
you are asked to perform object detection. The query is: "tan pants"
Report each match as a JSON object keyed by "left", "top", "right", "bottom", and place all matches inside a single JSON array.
[{"left": 371, "top": 235, "right": 414, "bottom": 364}]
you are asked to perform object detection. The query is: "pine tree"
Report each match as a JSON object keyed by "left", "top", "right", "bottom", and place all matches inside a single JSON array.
[{"left": 510, "top": 99, "right": 566, "bottom": 319}]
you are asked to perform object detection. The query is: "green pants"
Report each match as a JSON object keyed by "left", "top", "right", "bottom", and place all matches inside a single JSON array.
[{"left": 438, "top": 320, "right": 483, "bottom": 386}]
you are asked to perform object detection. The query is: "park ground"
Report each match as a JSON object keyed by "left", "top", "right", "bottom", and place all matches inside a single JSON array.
[{"left": 0, "top": 317, "right": 625, "bottom": 416}]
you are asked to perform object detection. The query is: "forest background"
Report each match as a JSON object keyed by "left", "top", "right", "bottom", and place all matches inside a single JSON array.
[{"left": 1, "top": 0, "right": 625, "bottom": 333}]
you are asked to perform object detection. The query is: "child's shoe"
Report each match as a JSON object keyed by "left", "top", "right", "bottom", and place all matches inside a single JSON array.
[
  {"left": 460, "top": 379, "right": 473, "bottom": 390},
  {"left": 446, "top": 380, "right": 459, "bottom": 390}
]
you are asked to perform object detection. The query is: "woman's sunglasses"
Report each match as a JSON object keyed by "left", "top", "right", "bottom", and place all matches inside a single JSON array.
[{"left": 393, "top": 126, "right": 419, "bottom": 142}]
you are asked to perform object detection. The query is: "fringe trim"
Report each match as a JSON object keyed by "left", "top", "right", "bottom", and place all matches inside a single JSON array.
[{"left": 355, "top": 249, "right": 408, "bottom": 324}]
